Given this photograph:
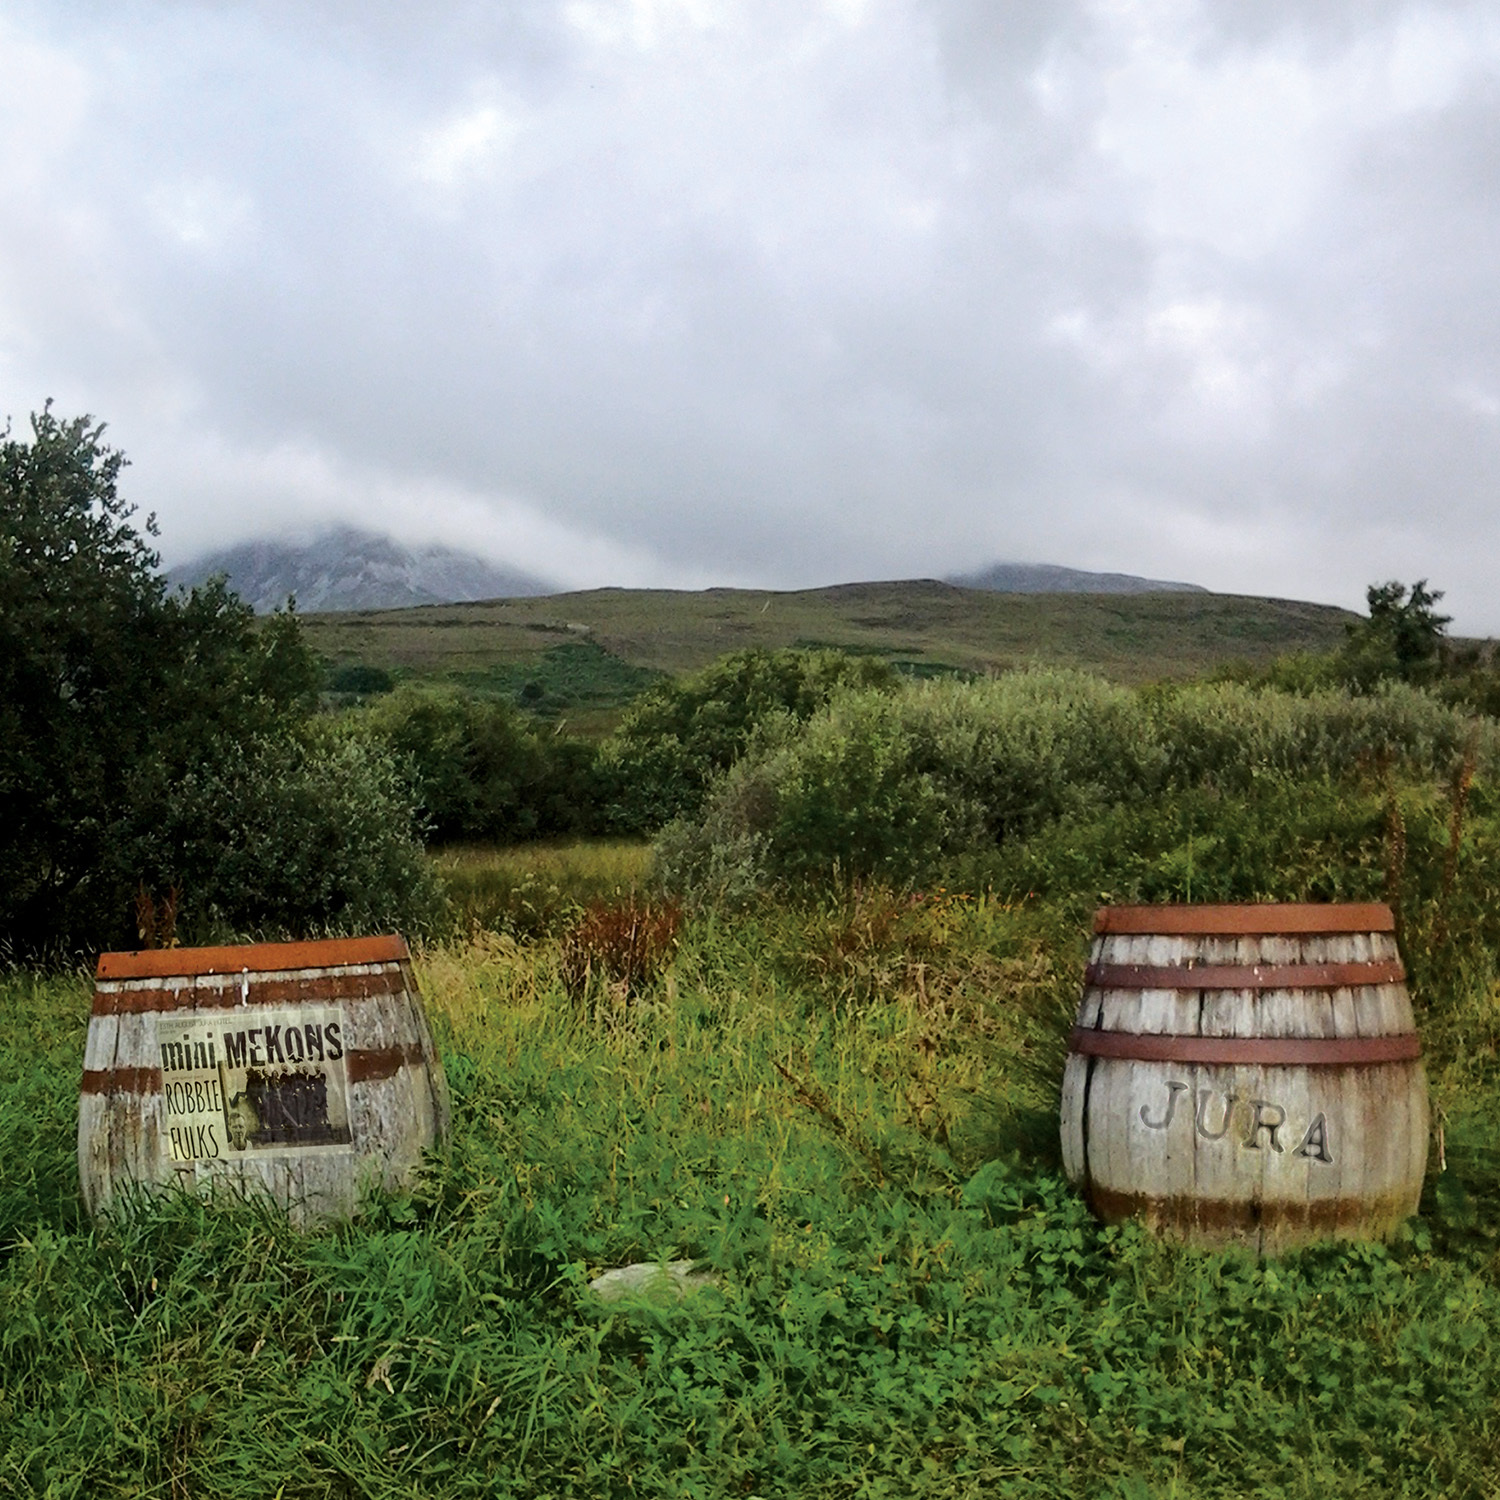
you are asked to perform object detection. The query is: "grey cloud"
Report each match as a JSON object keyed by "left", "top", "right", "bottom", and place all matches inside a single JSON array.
[{"left": 4, "top": 1, "right": 1500, "bottom": 625}]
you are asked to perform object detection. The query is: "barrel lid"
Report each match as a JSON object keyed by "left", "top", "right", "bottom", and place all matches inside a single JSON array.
[
  {"left": 96, "top": 934, "right": 410, "bottom": 981},
  {"left": 1093, "top": 903, "right": 1396, "bottom": 936}
]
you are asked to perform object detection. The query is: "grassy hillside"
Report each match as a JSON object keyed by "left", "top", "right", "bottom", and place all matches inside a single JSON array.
[{"left": 300, "top": 581, "right": 1355, "bottom": 708}]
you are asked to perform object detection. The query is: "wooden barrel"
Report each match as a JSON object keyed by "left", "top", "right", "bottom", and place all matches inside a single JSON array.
[
  {"left": 79, "top": 935, "right": 450, "bottom": 1226},
  {"left": 1060, "top": 903, "right": 1428, "bottom": 1253}
]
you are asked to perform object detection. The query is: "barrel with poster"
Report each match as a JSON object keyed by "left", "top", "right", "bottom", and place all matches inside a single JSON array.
[{"left": 79, "top": 935, "right": 449, "bottom": 1226}]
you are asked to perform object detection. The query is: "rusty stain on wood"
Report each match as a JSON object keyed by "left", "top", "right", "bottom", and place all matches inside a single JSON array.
[
  {"left": 96, "top": 935, "right": 409, "bottom": 981},
  {"left": 91, "top": 969, "right": 408, "bottom": 1016},
  {"left": 1084, "top": 959, "right": 1406, "bottom": 990},
  {"left": 1068, "top": 1028, "right": 1422, "bottom": 1065},
  {"left": 1089, "top": 1185, "right": 1418, "bottom": 1245},
  {"left": 344, "top": 1042, "right": 427, "bottom": 1084},
  {"left": 1093, "top": 903, "right": 1397, "bottom": 936},
  {"left": 80, "top": 1065, "right": 163, "bottom": 1094}
]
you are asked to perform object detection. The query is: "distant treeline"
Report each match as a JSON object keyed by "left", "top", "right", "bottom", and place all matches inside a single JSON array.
[
  {"left": 340, "top": 647, "right": 899, "bottom": 847},
  {"left": 10, "top": 404, "right": 1500, "bottom": 959}
]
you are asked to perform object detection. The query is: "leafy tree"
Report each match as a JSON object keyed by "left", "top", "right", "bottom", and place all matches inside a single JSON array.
[
  {"left": 1342, "top": 579, "right": 1452, "bottom": 685},
  {"left": 0, "top": 407, "right": 429, "bottom": 954},
  {"left": 353, "top": 685, "right": 599, "bottom": 843}
]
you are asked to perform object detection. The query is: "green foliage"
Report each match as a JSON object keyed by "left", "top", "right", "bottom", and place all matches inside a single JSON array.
[
  {"left": 435, "top": 841, "right": 653, "bottom": 940},
  {"left": 657, "top": 670, "right": 1153, "bottom": 897},
  {"left": 1342, "top": 579, "right": 1452, "bottom": 685},
  {"left": 0, "top": 408, "right": 445, "bottom": 954},
  {"left": 15, "top": 568, "right": 1500, "bottom": 1494},
  {"left": 659, "top": 671, "right": 1500, "bottom": 900},
  {"left": 122, "top": 729, "right": 445, "bottom": 943},
  {"left": 973, "top": 774, "right": 1390, "bottom": 913},
  {"left": 8, "top": 872, "right": 1500, "bottom": 1496},
  {"left": 0, "top": 972, "right": 88, "bottom": 1249},
  {"left": 599, "top": 647, "right": 900, "bottom": 833},
  {"left": 1239, "top": 580, "right": 1487, "bottom": 703},
  {"left": 352, "top": 685, "right": 602, "bottom": 845},
  {"left": 325, "top": 662, "right": 394, "bottom": 697}
]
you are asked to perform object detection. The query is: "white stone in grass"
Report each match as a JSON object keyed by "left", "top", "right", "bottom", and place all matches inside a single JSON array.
[{"left": 588, "top": 1260, "right": 722, "bottom": 1303}]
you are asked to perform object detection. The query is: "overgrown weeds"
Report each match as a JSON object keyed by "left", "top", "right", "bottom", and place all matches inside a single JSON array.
[
  {"left": 435, "top": 839, "right": 652, "bottom": 939},
  {"left": 10, "top": 920, "right": 1500, "bottom": 1500},
  {"left": 557, "top": 897, "right": 684, "bottom": 1024},
  {"left": 17, "top": 665, "right": 1500, "bottom": 1495}
]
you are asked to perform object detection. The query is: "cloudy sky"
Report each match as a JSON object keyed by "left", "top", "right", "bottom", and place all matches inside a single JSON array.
[{"left": 4, "top": 1, "right": 1500, "bottom": 627}]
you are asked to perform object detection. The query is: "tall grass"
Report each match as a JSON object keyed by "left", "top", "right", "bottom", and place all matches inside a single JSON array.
[
  {"left": 7, "top": 873, "right": 1500, "bottom": 1497},
  {"left": 434, "top": 840, "right": 654, "bottom": 938}
]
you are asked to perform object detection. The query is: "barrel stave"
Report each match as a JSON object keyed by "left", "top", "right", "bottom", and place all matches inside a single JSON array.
[{"left": 1059, "top": 1052, "right": 1090, "bottom": 1183}]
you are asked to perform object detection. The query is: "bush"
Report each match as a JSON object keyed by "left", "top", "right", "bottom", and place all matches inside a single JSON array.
[
  {"left": 120, "top": 730, "right": 445, "bottom": 942},
  {"left": 598, "top": 648, "right": 899, "bottom": 833},
  {"left": 658, "top": 670, "right": 1500, "bottom": 901},
  {"left": 1142, "top": 679, "right": 1490, "bottom": 793},
  {"left": 353, "top": 685, "right": 601, "bottom": 844},
  {"left": 325, "top": 662, "right": 394, "bottom": 697},
  {"left": 658, "top": 671, "right": 1153, "bottom": 895},
  {"left": 972, "top": 774, "right": 1393, "bottom": 911}
]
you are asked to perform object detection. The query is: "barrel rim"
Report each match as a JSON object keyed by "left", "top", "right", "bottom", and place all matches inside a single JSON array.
[
  {"left": 96, "top": 935, "right": 410, "bottom": 980},
  {"left": 1093, "top": 903, "right": 1396, "bottom": 936}
]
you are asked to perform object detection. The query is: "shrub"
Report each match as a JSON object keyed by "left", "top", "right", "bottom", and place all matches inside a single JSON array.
[
  {"left": 325, "top": 662, "right": 394, "bottom": 697},
  {"left": 352, "top": 685, "right": 601, "bottom": 844},
  {"left": 1143, "top": 679, "right": 1491, "bottom": 793},
  {"left": 658, "top": 669, "right": 1500, "bottom": 901},
  {"left": 598, "top": 647, "right": 900, "bottom": 833},
  {"left": 120, "top": 729, "right": 445, "bottom": 942},
  {"left": 972, "top": 773, "right": 1392, "bottom": 912},
  {"left": 557, "top": 897, "right": 683, "bottom": 1009},
  {"left": 658, "top": 671, "right": 1153, "bottom": 894}
]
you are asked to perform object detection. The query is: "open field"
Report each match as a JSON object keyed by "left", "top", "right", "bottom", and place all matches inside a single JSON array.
[
  {"left": 7, "top": 828, "right": 1500, "bottom": 1497},
  {"left": 11, "top": 683, "right": 1500, "bottom": 1495},
  {"left": 300, "top": 582, "right": 1357, "bottom": 703}
]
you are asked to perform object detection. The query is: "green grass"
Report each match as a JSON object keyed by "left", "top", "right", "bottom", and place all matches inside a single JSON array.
[
  {"left": 300, "top": 583, "right": 1357, "bottom": 711},
  {"left": 6, "top": 862, "right": 1500, "bottom": 1497},
  {"left": 434, "top": 839, "right": 655, "bottom": 938},
  {"left": 446, "top": 640, "right": 666, "bottom": 715}
]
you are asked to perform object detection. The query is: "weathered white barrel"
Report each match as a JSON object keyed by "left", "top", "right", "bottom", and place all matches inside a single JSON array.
[
  {"left": 1060, "top": 903, "right": 1428, "bottom": 1253},
  {"left": 79, "top": 935, "right": 449, "bottom": 1226}
]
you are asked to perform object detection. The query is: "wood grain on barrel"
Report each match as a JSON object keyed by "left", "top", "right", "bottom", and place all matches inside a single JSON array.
[{"left": 1062, "top": 905, "right": 1428, "bottom": 1253}]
